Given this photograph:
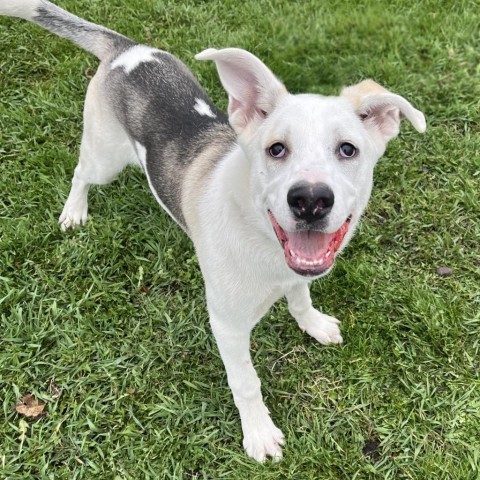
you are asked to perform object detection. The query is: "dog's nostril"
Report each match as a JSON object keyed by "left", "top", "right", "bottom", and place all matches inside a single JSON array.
[
  {"left": 295, "top": 197, "right": 306, "bottom": 210},
  {"left": 287, "top": 182, "right": 334, "bottom": 223}
]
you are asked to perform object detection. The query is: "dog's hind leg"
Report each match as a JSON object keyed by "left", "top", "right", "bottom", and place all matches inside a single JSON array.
[
  {"left": 286, "top": 283, "right": 343, "bottom": 345},
  {"left": 59, "top": 71, "right": 136, "bottom": 230}
]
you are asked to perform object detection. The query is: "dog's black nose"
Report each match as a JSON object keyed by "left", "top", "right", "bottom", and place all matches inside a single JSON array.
[{"left": 287, "top": 182, "right": 334, "bottom": 223}]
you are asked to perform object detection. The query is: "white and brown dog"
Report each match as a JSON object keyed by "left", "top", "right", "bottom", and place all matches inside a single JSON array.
[{"left": 0, "top": 0, "right": 426, "bottom": 462}]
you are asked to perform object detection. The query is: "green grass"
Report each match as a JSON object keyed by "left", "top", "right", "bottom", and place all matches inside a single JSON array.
[{"left": 1, "top": 0, "right": 479, "bottom": 478}]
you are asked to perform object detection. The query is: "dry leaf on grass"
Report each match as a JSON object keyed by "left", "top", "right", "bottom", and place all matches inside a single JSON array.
[{"left": 15, "top": 394, "right": 46, "bottom": 418}]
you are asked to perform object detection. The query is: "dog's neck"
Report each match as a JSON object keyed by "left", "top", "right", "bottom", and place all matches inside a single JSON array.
[
  {"left": 222, "top": 145, "right": 252, "bottom": 207},
  {"left": 204, "top": 144, "right": 272, "bottom": 238}
]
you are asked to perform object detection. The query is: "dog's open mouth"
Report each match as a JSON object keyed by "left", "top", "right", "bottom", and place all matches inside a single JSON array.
[{"left": 268, "top": 211, "right": 351, "bottom": 276}]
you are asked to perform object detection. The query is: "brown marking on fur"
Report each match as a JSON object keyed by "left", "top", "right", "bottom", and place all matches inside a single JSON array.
[
  {"left": 340, "top": 79, "right": 390, "bottom": 108},
  {"left": 181, "top": 125, "right": 236, "bottom": 239}
]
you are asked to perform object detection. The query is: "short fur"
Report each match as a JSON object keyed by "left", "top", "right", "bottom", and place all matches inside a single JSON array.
[{"left": 0, "top": 0, "right": 426, "bottom": 462}]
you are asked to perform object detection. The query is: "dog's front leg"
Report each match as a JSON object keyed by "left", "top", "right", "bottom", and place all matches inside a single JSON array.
[
  {"left": 209, "top": 308, "right": 284, "bottom": 462},
  {"left": 286, "top": 283, "right": 343, "bottom": 345}
]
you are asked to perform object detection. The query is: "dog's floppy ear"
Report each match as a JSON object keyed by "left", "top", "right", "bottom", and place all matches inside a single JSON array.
[
  {"left": 196, "top": 48, "right": 288, "bottom": 134},
  {"left": 341, "top": 80, "right": 426, "bottom": 144}
]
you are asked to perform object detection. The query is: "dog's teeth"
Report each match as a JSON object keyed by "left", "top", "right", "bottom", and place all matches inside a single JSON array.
[
  {"left": 292, "top": 255, "right": 329, "bottom": 267},
  {"left": 326, "top": 251, "right": 331, "bottom": 258}
]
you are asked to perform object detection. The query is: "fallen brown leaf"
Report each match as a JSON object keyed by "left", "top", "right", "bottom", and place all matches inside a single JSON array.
[{"left": 15, "top": 394, "right": 46, "bottom": 418}]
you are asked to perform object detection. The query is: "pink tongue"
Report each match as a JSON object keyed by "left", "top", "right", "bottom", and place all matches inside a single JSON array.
[{"left": 286, "top": 230, "right": 332, "bottom": 259}]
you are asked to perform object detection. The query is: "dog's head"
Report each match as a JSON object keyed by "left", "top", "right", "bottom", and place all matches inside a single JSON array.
[{"left": 196, "top": 48, "right": 426, "bottom": 278}]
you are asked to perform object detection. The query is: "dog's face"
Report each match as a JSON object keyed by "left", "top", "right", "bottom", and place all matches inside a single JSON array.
[
  {"left": 197, "top": 49, "right": 426, "bottom": 278},
  {"left": 245, "top": 94, "right": 377, "bottom": 277}
]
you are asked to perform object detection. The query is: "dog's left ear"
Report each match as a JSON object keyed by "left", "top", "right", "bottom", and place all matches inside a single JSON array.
[
  {"left": 196, "top": 48, "right": 288, "bottom": 134},
  {"left": 341, "top": 80, "right": 426, "bottom": 144}
]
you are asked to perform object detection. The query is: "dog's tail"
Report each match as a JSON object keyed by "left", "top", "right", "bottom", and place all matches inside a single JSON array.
[{"left": 0, "top": 0, "right": 134, "bottom": 60}]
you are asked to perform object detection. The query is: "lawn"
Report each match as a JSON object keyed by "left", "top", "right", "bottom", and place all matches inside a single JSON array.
[{"left": 0, "top": 0, "right": 479, "bottom": 478}]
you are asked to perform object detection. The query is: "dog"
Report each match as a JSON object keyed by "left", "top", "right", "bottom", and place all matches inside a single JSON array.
[{"left": 0, "top": 0, "right": 426, "bottom": 462}]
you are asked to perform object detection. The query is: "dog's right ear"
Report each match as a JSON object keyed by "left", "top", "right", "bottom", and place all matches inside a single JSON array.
[{"left": 196, "top": 48, "right": 288, "bottom": 134}]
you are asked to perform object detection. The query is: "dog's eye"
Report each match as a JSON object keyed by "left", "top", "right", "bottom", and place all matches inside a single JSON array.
[
  {"left": 339, "top": 142, "right": 357, "bottom": 158},
  {"left": 268, "top": 142, "right": 287, "bottom": 159}
]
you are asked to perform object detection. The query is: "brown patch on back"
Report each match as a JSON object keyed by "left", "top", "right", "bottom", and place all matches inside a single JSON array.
[{"left": 181, "top": 125, "right": 236, "bottom": 239}]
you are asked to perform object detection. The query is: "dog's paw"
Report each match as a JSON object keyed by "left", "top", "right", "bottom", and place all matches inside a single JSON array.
[
  {"left": 243, "top": 417, "right": 284, "bottom": 463},
  {"left": 298, "top": 309, "right": 343, "bottom": 345},
  {"left": 59, "top": 202, "right": 88, "bottom": 231}
]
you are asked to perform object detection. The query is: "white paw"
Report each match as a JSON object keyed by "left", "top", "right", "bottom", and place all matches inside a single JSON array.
[
  {"left": 298, "top": 309, "right": 343, "bottom": 345},
  {"left": 243, "top": 416, "right": 284, "bottom": 463},
  {"left": 59, "top": 202, "right": 88, "bottom": 231}
]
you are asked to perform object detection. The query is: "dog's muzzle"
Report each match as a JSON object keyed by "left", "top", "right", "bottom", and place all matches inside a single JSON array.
[{"left": 268, "top": 211, "right": 351, "bottom": 277}]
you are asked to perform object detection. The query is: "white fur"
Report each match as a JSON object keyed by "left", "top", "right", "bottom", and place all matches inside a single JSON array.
[
  {"left": 59, "top": 70, "right": 138, "bottom": 230},
  {"left": 193, "top": 98, "right": 216, "bottom": 118},
  {"left": 61, "top": 51, "right": 424, "bottom": 461},
  {"left": 134, "top": 140, "right": 147, "bottom": 167},
  {"left": 1, "top": 3, "right": 426, "bottom": 461},
  {"left": 111, "top": 45, "right": 160, "bottom": 73},
  {"left": 190, "top": 50, "right": 424, "bottom": 462},
  {"left": 0, "top": 0, "right": 40, "bottom": 19}
]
